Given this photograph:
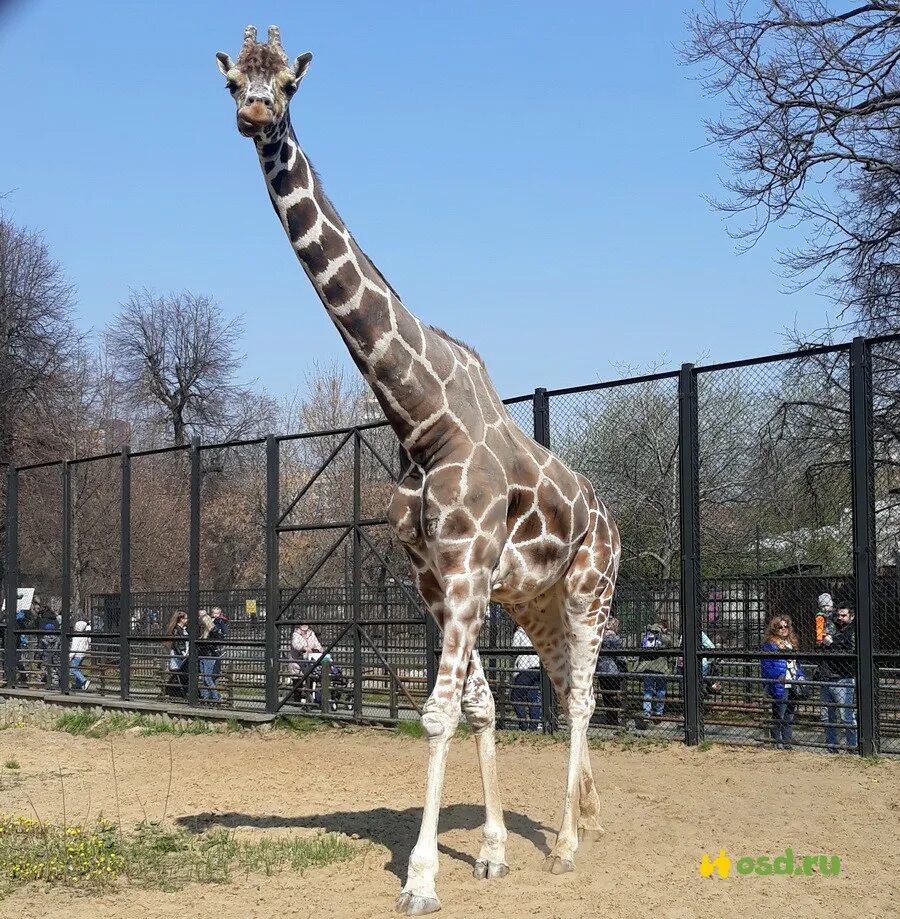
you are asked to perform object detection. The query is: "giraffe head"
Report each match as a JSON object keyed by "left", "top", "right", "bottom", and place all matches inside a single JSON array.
[{"left": 215, "top": 26, "right": 312, "bottom": 139}]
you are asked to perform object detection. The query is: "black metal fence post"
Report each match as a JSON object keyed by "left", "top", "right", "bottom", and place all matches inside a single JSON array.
[
  {"left": 533, "top": 387, "right": 556, "bottom": 734},
  {"left": 352, "top": 430, "right": 363, "bottom": 717},
  {"left": 4, "top": 467, "right": 17, "bottom": 688},
  {"left": 850, "top": 337, "right": 876, "bottom": 756},
  {"left": 265, "top": 435, "right": 280, "bottom": 713},
  {"left": 186, "top": 439, "right": 201, "bottom": 706},
  {"left": 678, "top": 364, "right": 702, "bottom": 746},
  {"left": 119, "top": 447, "right": 131, "bottom": 700},
  {"left": 60, "top": 461, "right": 72, "bottom": 694}
]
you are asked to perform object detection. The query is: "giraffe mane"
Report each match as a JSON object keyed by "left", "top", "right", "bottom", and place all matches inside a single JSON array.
[{"left": 427, "top": 326, "right": 485, "bottom": 367}]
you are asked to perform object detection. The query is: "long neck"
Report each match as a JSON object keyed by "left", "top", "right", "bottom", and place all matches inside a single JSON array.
[{"left": 255, "top": 116, "right": 447, "bottom": 448}]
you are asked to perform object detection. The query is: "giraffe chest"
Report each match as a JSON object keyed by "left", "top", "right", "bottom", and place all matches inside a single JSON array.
[{"left": 489, "top": 541, "right": 573, "bottom": 604}]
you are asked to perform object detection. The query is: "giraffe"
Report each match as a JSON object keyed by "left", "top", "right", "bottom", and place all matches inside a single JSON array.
[{"left": 215, "top": 26, "right": 620, "bottom": 915}]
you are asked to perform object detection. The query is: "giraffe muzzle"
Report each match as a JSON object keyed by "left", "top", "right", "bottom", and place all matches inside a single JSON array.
[{"left": 237, "top": 103, "right": 274, "bottom": 136}]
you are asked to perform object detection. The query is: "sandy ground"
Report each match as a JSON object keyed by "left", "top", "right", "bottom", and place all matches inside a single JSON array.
[{"left": 0, "top": 724, "right": 897, "bottom": 919}]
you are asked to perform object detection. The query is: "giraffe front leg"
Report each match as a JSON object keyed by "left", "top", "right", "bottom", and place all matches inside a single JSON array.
[
  {"left": 461, "top": 650, "right": 509, "bottom": 881},
  {"left": 397, "top": 586, "right": 487, "bottom": 915},
  {"left": 395, "top": 702, "right": 455, "bottom": 916}
]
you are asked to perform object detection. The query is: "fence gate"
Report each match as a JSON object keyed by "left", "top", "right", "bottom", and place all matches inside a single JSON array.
[{"left": 267, "top": 425, "right": 429, "bottom": 721}]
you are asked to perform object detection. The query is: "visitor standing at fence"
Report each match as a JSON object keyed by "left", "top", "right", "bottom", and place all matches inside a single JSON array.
[
  {"left": 69, "top": 616, "right": 91, "bottom": 692},
  {"left": 13, "top": 608, "right": 28, "bottom": 685},
  {"left": 510, "top": 626, "right": 541, "bottom": 731},
  {"left": 198, "top": 611, "right": 224, "bottom": 703},
  {"left": 815, "top": 593, "right": 836, "bottom": 647},
  {"left": 38, "top": 613, "right": 61, "bottom": 689},
  {"left": 761, "top": 616, "right": 806, "bottom": 750},
  {"left": 635, "top": 622, "right": 672, "bottom": 729},
  {"left": 595, "top": 617, "right": 626, "bottom": 727},
  {"left": 289, "top": 622, "right": 323, "bottom": 704},
  {"left": 819, "top": 603, "right": 858, "bottom": 753},
  {"left": 164, "top": 611, "right": 189, "bottom": 699},
  {"left": 210, "top": 607, "right": 228, "bottom": 679},
  {"left": 675, "top": 629, "right": 717, "bottom": 689}
]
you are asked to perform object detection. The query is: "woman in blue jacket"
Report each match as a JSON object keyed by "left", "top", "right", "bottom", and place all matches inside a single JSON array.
[{"left": 761, "top": 615, "right": 806, "bottom": 750}]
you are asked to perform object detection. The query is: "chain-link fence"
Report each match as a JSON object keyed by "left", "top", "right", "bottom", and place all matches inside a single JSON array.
[
  {"left": 695, "top": 350, "right": 855, "bottom": 749},
  {"left": 871, "top": 337, "right": 900, "bottom": 752},
  {"left": 2, "top": 337, "right": 898, "bottom": 755}
]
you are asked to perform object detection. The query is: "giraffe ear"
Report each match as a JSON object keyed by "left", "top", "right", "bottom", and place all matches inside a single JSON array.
[
  {"left": 293, "top": 52, "right": 313, "bottom": 83},
  {"left": 216, "top": 52, "right": 234, "bottom": 76}
]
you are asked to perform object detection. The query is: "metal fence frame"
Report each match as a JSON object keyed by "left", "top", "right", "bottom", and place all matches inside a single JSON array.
[{"left": 3, "top": 334, "right": 899, "bottom": 754}]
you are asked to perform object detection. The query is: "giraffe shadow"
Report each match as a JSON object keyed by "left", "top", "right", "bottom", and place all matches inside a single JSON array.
[{"left": 175, "top": 805, "right": 554, "bottom": 879}]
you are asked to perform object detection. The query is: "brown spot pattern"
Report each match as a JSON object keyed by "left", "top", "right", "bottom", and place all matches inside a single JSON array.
[
  {"left": 321, "top": 260, "right": 361, "bottom": 306},
  {"left": 286, "top": 198, "right": 317, "bottom": 240}
]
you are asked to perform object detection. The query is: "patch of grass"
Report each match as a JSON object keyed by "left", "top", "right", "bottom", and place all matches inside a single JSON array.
[
  {"left": 394, "top": 719, "right": 424, "bottom": 739},
  {"left": 134, "top": 718, "right": 213, "bottom": 737},
  {"left": 54, "top": 712, "right": 99, "bottom": 736},
  {"left": 390, "top": 720, "right": 474, "bottom": 740},
  {"left": 45, "top": 711, "right": 247, "bottom": 739},
  {"left": 698, "top": 740, "right": 714, "bottom": 752},
  {"left": 102, "top": 713, "right": 133, "bottom": 733},
  {"left": 2, "top": 761, "right": 18, "bottom": 771},
  {"left": 495, "top": 728, "right": 558, "bottom": 746},
  {"left": 494, "top": 729, "right": 519, "bottom": 746},
  {"left": 587, "top": 730, "right": 672, "bottom": 753},
  {"left": 0, "top": 815, "right": 356, "bottom": 897},
  {"left": 0, "top": 815, "right": 123, "bottom": 889},
  {"left": 132, "top": 720, "right": 180, "bottom": 736},
  {"left": 272, "top": 715, "right": 322, "bottom": 734}
]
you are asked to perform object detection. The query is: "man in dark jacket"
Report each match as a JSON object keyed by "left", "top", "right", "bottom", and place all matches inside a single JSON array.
[
  {"left": 209, "top": 607, "right": 229, "bottom": 679},
  {"left": 819, "top": 605, "right": 857, "bottom": 752},
  {"left": 15, "top": 609, "right": 29, "bottom": 685},
  {"left": 595, "top": 617, "right": 626, "bottom": 726}
]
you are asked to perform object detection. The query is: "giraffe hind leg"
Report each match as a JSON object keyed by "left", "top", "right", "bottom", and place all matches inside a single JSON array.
[
  {"left": 461, "top": 651, "right": 509, "bottom": 880},
  {"left": 578, "top": 744, "right": 604, "bottom": 842},
  {"left": 541, "top": 540, "right": 616, "bottom": 873}
]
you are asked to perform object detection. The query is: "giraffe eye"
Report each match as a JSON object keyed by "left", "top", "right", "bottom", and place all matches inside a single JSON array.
[{"left": 225, "top": 79, "right": 239, "bottom": 92}]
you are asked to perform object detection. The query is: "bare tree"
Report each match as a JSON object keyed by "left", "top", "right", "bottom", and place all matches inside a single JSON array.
[
  {"left": 106, "top": 290, "right": 258, "bottom": 447},
  {"left": 554, "top": 379, "right": 681, "bottom": 580},
  {"left": 0, "top": 215, "right": 82, "bottom": 464},
  {"left": 685, "top": 1, "right": 900, "bottom": 332}
]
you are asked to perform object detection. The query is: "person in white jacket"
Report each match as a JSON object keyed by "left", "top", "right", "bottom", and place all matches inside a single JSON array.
[
  {"left": 289, "top": 623, "right": 323, "bottom": 705},
  {"left": 69, "top": 617, "right": 91, "bottom": 691}
]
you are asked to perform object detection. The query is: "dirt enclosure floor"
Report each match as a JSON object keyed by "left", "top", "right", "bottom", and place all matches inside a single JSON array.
[{"left": 1, "top": 724, "right": 898, "bottom": 919}]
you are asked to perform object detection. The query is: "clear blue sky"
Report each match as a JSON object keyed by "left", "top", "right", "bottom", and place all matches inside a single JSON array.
[{"left": 0, "top": 0, "right": 832, "bottom": 401}]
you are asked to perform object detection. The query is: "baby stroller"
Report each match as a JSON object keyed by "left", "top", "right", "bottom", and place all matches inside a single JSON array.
[{"left": 312, "top": 658, "right": 352, "bottom": 712}]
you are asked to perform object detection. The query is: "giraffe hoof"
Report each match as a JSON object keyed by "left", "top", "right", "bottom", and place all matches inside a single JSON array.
[
  {"left": 473, "top": 860, "right": 509, "bottom": 880},
  {"left": 578, "top": 824, "right": 604, "bottom": 843},
  {"left": 395, "top": 892, "right": 441, "bottom": 915},
  {"left": 543, "top": 855, "right": 576, "bottom": 875}
]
